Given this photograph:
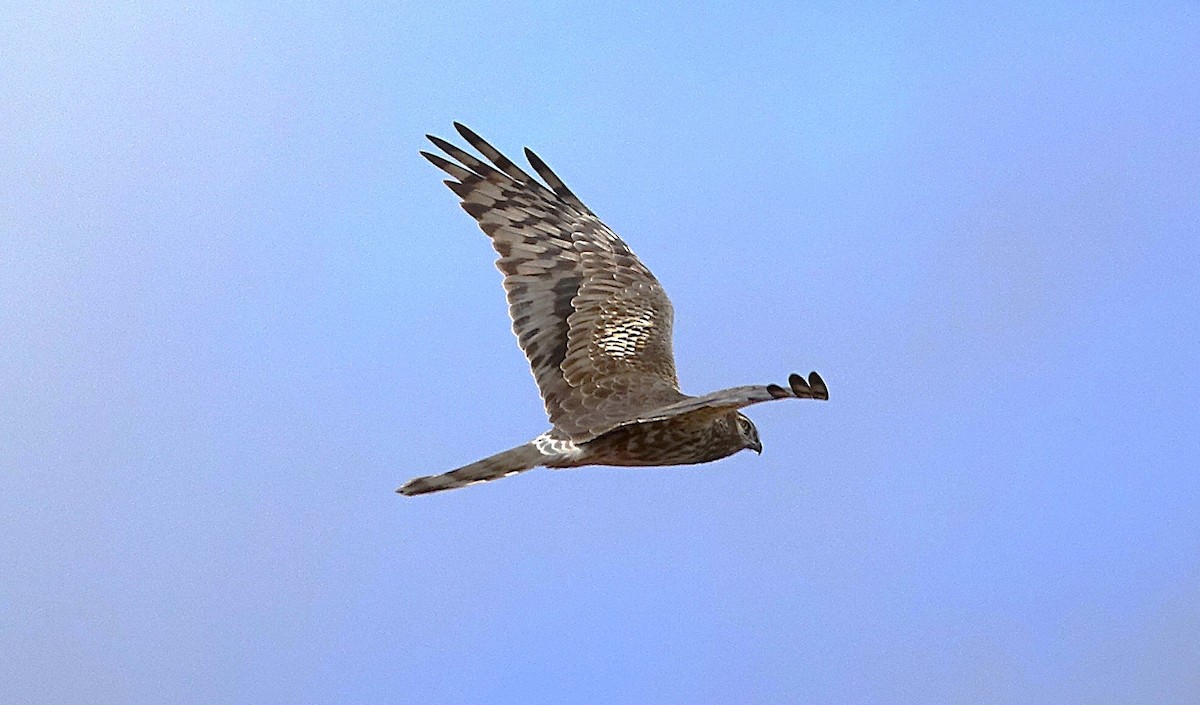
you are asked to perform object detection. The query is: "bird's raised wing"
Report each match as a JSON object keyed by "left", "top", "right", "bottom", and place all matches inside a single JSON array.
[
  {"left": 423, "top": 124, "right": 685, "bottom": 441},
  {"left": 625, "top": 372, "right": 829, "bottom": 426}
]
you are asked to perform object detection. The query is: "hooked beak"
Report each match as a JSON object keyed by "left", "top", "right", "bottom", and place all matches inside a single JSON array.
[{"left": 750, "top": 439, "right": 762, "bottom": 455}]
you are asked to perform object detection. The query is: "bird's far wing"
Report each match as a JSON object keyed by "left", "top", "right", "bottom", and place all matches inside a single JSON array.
[
  {"left": 627, "top": 372, "right": 829, "bottom": 425},
  {"left": 424, "top": 124, "right": 684, "bottom": 442}
]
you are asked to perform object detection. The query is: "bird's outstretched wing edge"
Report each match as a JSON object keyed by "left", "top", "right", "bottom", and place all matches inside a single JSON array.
[
  {"left": 628, "top": 371, "right": 829, "bottom": 425},
  {"left": 423, "top": 123, "right": 685, "bottom": 441}
]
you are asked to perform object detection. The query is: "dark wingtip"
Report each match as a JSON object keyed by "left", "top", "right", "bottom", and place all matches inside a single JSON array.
[
  {"left": 453, "top": 121, "right": 479, "bottom": 142},
  {"left": 445, "top": 179, "right": 473, "bottom": 198},
  {"left": 425, "top": 134, "right": 453, "bottom": 154},
  {"left": 766, "top": 383, "right": 790, "bottom": 399},
  {"left": 397, "top": 478, "right": 428, "bottom": 496},
  {"left": 785, "top": 371, "right": 829, "bottom": 400},
  {"left": 427, "top": 134, "right": 456, "bottom": 153},
  {"left": 788, "top": 372, "right": 810, "bottom": 397},
  {"left": 524, "top": 146, "right": 585, "bottom": 208},
  {"left": 524, "top": 146, "right": 544, "bottom": 168},
  {"left": 808, "top": 371, "right": 829, "bottom": 400}
]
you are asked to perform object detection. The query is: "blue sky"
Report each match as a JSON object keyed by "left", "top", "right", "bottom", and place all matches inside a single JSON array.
[{"left": 3, "top": 3, "right": 1198, "bottom": 703}]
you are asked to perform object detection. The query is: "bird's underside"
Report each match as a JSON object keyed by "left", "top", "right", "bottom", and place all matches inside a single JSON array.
[{"left": 399, "top": 124, "right": 828, "bottom": 496}]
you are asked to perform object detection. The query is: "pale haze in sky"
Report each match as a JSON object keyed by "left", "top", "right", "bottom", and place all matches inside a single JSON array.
[{"left": 2, "top": 3, "right": 1198, "bottom": 704}]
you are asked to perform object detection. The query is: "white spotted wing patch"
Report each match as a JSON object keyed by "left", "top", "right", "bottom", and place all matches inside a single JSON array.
[{"left": 596, "top": 299, "right": 658, "bottom": 359}]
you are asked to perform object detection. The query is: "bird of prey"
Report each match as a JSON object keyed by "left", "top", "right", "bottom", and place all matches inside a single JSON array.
[{"left": 398, "top": 124, "right": 827, "bottom": 496}]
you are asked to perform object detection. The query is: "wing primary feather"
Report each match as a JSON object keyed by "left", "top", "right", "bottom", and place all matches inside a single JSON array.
[
  {"left": 524, "top": 147, "right": 588, "bottom": 211},
  {"left": 427, "top": 134, "right": 504, "bottom": 180},
  {"left": 788, "top": 373, "right": 811, "bottom": 397},
  {"left": 808, "top": 371, "right": 829, "bottom": 400},
  {"left": 445, "top": 179, "right": 475, "bottom": 200},
  {"left": 766, "top": 383, "right": 790, "bottom": 399},
  {"left": 454, "top": 122, "right": 542, "bottom": 186},
  {"left": 421, "top": 150, "right": 474, "bottom": 181}
]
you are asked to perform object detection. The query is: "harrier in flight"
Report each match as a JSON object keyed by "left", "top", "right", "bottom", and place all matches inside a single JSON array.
[{"left": 399, "top": 124, "right": 827, "bottom": 495}]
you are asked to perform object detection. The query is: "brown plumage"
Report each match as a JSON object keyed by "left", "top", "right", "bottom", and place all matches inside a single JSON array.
[{"left": 398, "top": 124, "right": 828, "bottom": 496}]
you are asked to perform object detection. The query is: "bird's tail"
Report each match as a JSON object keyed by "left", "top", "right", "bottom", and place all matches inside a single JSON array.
[{"left": 397, "top": 442, "right": 545, "bottom": 496}]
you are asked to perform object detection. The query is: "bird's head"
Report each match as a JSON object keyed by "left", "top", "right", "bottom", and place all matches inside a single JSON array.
[{"left": 733, "top": 412, "right": 762, "bottom": 454}]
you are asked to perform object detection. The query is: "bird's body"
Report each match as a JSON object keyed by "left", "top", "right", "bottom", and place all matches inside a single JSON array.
[
  {"left": 399, "top": 124, "right": 827, "bottom": 496},
  {"left": 569, "top": 414, "right": 748, "bottom": 468}
]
